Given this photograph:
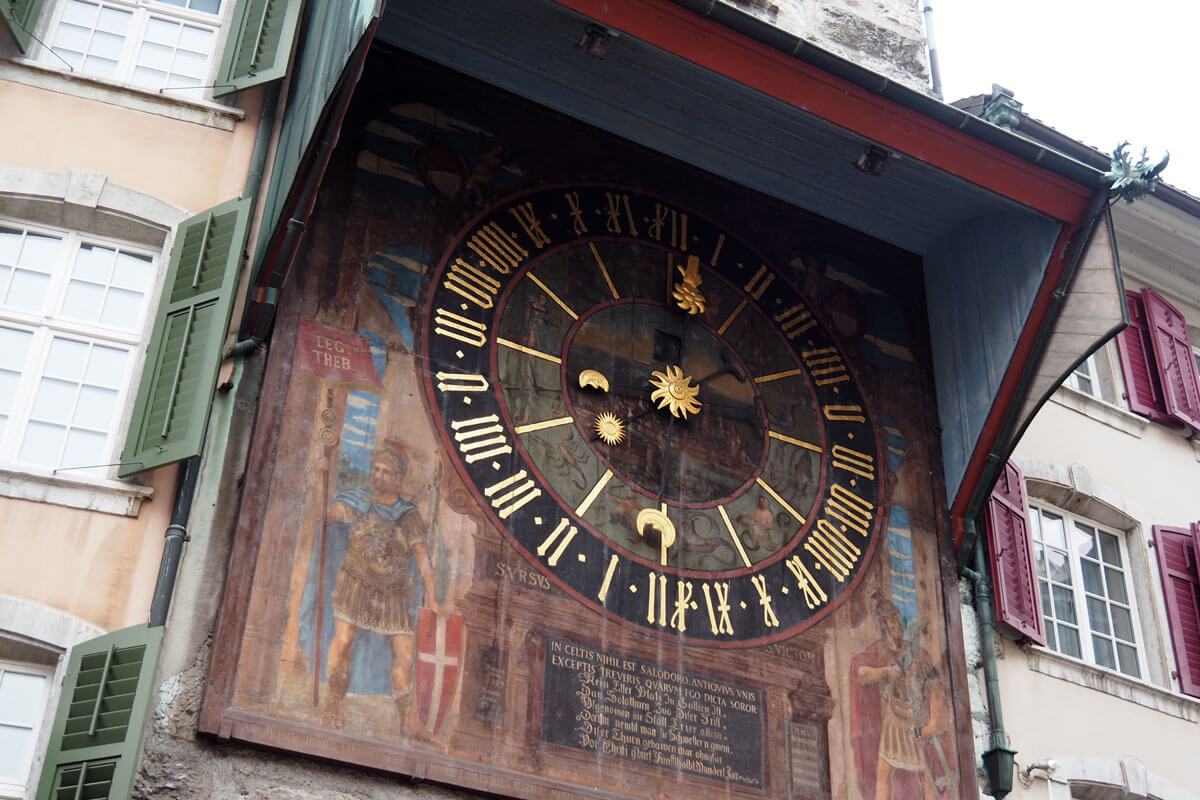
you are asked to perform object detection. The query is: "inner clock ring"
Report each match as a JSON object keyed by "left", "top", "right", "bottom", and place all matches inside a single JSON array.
[{"left": 560, "top": 299, "right": 769, "bottom": 508}]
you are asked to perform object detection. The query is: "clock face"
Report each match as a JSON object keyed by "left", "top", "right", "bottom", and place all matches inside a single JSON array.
[{"left": 420, "top": 186, "right": 884, "bottom": 645}]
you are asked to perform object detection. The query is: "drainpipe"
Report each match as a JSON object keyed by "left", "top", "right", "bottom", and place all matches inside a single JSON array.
[
  {"left": 963, "top": 518, "right": 1016, "bottom": 799},
  {"left": 147, "top": 82, "right": 280, "bottom": 628}
]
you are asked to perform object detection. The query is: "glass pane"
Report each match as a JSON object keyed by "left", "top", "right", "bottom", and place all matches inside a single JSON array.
[
  {"left": 1111, "top": 606, "right": 1135, "bottom": 642},
  {"left": 52, "top": 48, "right": 84, "bottom": 70},
  {"left": 18, "top": 420, "right": 65, "bottom": 467},
  {"left": 0, "top": 327, "right": 33, "bottom": 371},
  {"left": 96, "top": 5, "right": 131, "bottom": 34},
  {"left": 81, "top": 55, "right": 119, "bottom": 78},
  {"left": 19, "top": 234, "right": 59, "bottom": 270},
  {"left": 1047, "top": 549, "right": 1072, "bottom": 585},
  {"left": 84, "top": 345, "right": 127, "bottom": 388},
  {"left": 45, "top": 338, "right": 88, "bottom": 381},
  {"left": 1117, "top": 643, "right": 1140, "bottom": 678},
  {"left": 1092, "top": 635, "right": 1116, "bottom": 670},
  {"left": 1039, "top": 580, "right": 1051, "bottom": 615},
  {"left": 144, "top": 17, "right": 178, "bottom": 45},
  {"left": 101, "top": 287, "right": 144, "bottom": 328},
  {"left": 189, "top": 0, "right": 221, "bottom": 14},
  {"left": 138, "top": 41, "right": 173, "bottom": 71},
  {"left": 74, "top": 244, "right": 116, "bottom": 282},
  {"left": 1044, "top": 618, "right": 1056, "bottom": 650},
  {"left": 54, "top": 23, "right": 92, "bottom": 53},
  {"left": 0, "top": 671, "right": 45, "bottom": 726},
  {"left": 0, "top": 372, "right": 22, "bottom": 414},
  {"left": 1087, "top": 596, "right": 1110, "bottom": 634},
  {"left": 61, "top": 280, "right": 105, "bottom": 322},
  {"left": 1099, "top": 531, "right": 1122, "bottom": 566},
  {"left": 1052, "top": 584, "right": 1077, "bottom": 624},
  {"left": 63, "top": 428, "right": 107, "bottom": 470},
  {"left": 112, "top": 251, "right": 152, "bottom": 291},
  {"left": 0, "top": 228, "right": 21, "bottom": 264},
  {"left": 0, "top": 725, "right": 34, "bottom": 784},
  {"left": 31, "top": 378, "right": 76, "bottom": 424},
  {"left": 74, "top": 385, "right": 118, "bottom": 430},
  {"left": 1106, "top": 567, "right": 1128, "bottom": 604},
  {"left": 1057, "top": 624, "right": 1081, "bottom": 658},
  {"left": 131, "top": 66, "right": 167, "bottom": 88},
  {"left": 1081, "top": 558, "right": 1104, "bottom": 595},
  {"left": 1034, "top": 543, "right": 1047, "bottom": 578},
  {"left": 178, "top": 24, "right": 213, "bottom": 53},
  {"left": 1072, "top": 522, "right": 1096, "bottom": 558},
  {"left": 61, "top": 0, "right": 99, "bottom": 27},
  {"left": 172, "top": 49, "right": 208, "bottom": 79},
  {"left": 90, "top": 29, "right": 125, "bottom": 60},
  {"left": 6, "top": 270, "right": 49, "bottom": 311},
  {"left": 1041, "top": 511, "right": 1067, "bottom": 548}
]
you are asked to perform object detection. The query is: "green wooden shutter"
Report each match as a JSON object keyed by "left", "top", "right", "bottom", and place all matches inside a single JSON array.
[
  {"left": 214, "top": 0, "right": 302, "bottom": 97},
  {"left": 35, "top": 625, "right": 165, "bottom": 800},
  {"left": 119, "top": 197, "right": 250, "bottom": 477},
  {"left": 0, "top": 0, "right": 45, "bottom": 52}
]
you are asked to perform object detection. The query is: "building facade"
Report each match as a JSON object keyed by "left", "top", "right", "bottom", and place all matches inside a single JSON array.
[{"left": 0, "top": 3, "right": 1135, "bottom": 799}]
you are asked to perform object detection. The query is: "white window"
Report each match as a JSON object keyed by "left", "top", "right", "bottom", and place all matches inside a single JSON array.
[
  {"left": 0, "top": 660, "right": 51, "bottom": 799},
  {"left": 43, "top": 0, "right": 226, "bottom": 96},
  {"left": 0, "top": 220, "right": 156, "bottom": 479},
  {"left": 1029, "top": 503, "right": 1142, "bottom": 678},
  {"left": 1065, "top": 343, "right": 1124, "bottom": 406}
]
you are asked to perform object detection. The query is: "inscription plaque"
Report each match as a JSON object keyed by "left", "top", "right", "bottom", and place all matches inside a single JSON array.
[{"left": 543, "top": 638, "right": 764, "bottom": 788}]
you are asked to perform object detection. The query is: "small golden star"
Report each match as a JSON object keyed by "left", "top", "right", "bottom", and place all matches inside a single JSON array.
[{"left": 594, "top": 411, "right": 626, "bottom": 445}]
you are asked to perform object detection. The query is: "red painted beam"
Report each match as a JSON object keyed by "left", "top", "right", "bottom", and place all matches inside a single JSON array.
[{"left": 552, "top": 0, "right": 1093, "bottom": 225}]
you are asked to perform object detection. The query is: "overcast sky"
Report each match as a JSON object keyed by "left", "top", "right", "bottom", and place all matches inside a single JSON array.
[{"left": 932, "top": 0, "right": 1199, "bottom": 196}]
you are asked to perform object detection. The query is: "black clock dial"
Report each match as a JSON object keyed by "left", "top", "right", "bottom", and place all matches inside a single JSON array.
[{"left": 420, "top": 186, "right": 884, "bottom": 645}]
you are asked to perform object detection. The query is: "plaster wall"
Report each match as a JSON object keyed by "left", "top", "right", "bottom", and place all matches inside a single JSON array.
[
  {"left": 0, "top": 465, "right": 178, "bottom": 632},
  {"left": 993, "top": 640, "right": 1200, "bottom": 798},
  {"left": 0, "top": 78, "right": 261, "bottom": 213}
]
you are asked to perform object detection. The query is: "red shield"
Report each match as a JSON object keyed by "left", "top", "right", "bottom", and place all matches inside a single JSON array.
[{"left": 415, "top": 609, "right": 463, "bottom": 734}]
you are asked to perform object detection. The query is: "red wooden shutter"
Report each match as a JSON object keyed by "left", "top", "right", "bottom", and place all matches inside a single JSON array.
[
  {"left": 1143, "top": 288, "right": 1200, "bottom": 430},
  {"left": 985, "top": 461, "right": 1046, "bottom": 645},
  {"left": 1116, "top": 290, "right": 1172, "bottom": 423},
  {"left": 1153, "top": 524, "right": 1200, "bottom": 697}
]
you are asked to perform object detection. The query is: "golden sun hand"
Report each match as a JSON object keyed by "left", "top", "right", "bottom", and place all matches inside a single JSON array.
[{"left": 648, "top": 366, "right": 702, "bottom": 419}]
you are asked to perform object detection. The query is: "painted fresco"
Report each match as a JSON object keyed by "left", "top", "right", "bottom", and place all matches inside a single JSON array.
[{"left": 205, "top": 55, "right": 972, "bottom": 800}]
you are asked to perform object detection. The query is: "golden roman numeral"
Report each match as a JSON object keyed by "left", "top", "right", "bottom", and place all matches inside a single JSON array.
[
  {"left": 444, "top": 258, "right": 501, "bottom": 309},
  {"left": 709, "top": 233, "right": 725, "bottom": 266},
  {"left": 537, "top": 519, "right": 579, "bottom": 567},
  {"left": 743, "top": 265, "right": 774, "bottom": 300},
  {"left": 824, "top": 404, "right": 866, "bottom": 423},
  {"left": 484, "top": 470, "right": 541, "bottom": 519},
  {"left": 750, "top": 574, "right": 780, "bottom": 628},
  {"left": 564, "top": 191, "right": 589, "bottom": 235},
  {"left": 785, "top": 554, "right": 828, "bottom": 610},
  {"left": 803, "top": 347, "right": 849, "bottom": 385},
  {"left": 648, "top": 204, "right": 688, "bottom": 251},
  {"left": 451, "top": 414, "right": 513, "bottom": 464},
  {"left": 701, "top": 582, "right": 734, "bottom": 636},
  {"left": 804, "top": 519, "right": 860, "bottom": 582},
  {"left": 604, "top": 192, "right": 638, "bottom": 236},
  {"left": 774, "top": 303, "right": 816, "bottom": 339},
  {"left": 435, "top": 372, "right": 489, "bottom": 393},
  {"left": 509, "top": 201, "right": 551, "bottom": 250},
  {"left": 831, "top": 444, "right": 875, "bottom": 480},
  {"left": 647, "top": 572, "right": 668, "bottom": 626},
  {"left": 434, "top": 308, "right": 487, "bottom": 348},
  {"left": 467, "top": 221, "right": 527, "bottom": 275},
  {"left": 826, "top": 482, "right": 874, "bottom": 538},
  {"left": 597, "top": 554, "right": 619, "bottom": 603}
]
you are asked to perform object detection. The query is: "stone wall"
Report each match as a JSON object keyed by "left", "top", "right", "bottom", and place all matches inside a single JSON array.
[{"left": 721, "top": 0, "right": 932, "bottom": 92}]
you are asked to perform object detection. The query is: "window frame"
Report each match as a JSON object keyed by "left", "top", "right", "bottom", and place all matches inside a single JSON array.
[
  {"left": 0, "top": 658, "right": 53, "bottom": 800},
  {"left": 0, "top": 217, "right": 160, "bottom": 480},
  {"left": 1028, "top": 501, "right": 1146, "bottom": 680},
  {"left": 38, "top": 0, "right": 231, "bottom": 99}
]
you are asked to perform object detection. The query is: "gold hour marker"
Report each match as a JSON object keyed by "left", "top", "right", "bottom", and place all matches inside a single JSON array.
[
  {"left": 527, "top": 274, "right": 578, "bottom": 320},
  {"left": 513, "top": 416, "right": 574, "bottom": 435},
  {"left": 575, "top": 469, "right": 613, "bottom": 518},
  {"left": 598, "top": 555, "right": 619, "bottom": 602},
  {"left": 589, "top": 242, "right": 620, "bottom": 299},
  {"left": 769, "top": 430, "right": 823, "bottom": 452},
  {"left": 496, "top": 337, "right": 562, "bottom": 364},
  {"left": 717, "top": 505, "right": 753, "bottom": 568},
  {"left": 756, "top": 477, "right": 805, "bottom": 524},
  {"left": 717, "top": 298, "right": 747, "bottom": 336},
  {"left": 755, "top": 367, "right": 806, "bottom": 384}
]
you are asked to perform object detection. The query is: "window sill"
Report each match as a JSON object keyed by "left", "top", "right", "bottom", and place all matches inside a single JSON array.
[
  {"left": 0, "top": 59, "right": 244, "bottom": 132},
  {"left": 0, "top": 466, "right": 153, "bottom": 517},
  {"left": 1026, "top": 647, "right": 1200, "bottom": 722},
  {"left": 1049, "top": 386, "right": 1148, "bottom": 438}
]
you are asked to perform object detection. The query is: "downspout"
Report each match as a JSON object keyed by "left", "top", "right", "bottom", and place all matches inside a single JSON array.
[
  {"left": 922, "top": 0, "right": 943, "bottom": 99},
  {"left": 147, "top": 82, "right": 281, "bottom": 628},
  {"left": 963, "top": 519, "right": 1016, "bottom": 799}
]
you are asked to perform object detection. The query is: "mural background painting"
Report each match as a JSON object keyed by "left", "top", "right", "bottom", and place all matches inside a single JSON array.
[{"left": 206, "top": 54, "right": 974, "bottom": 800}]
